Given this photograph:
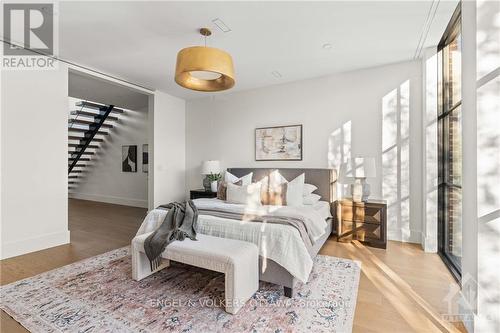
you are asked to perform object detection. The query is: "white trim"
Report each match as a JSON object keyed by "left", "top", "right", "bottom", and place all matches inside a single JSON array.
[
  {"left": 1, "top": 230, "right": 70, "bottom": 260},
  {"left": 68, "top": 192, "right": 148, "bottom": 208},
  {"left": 421, "top": 231, "right": 438, "bottom": 253},
  {"left": 460, "top": 301, "right": 476, "bottom": 333},
  {"left": 68, "top": 66, "right": 154, "bottom": 96},
  {"left": 414, "top": 0, "right": 441, "bottom": 59},
  {"left": 421, "top": 47, "right": 439, "bottom": 253}
]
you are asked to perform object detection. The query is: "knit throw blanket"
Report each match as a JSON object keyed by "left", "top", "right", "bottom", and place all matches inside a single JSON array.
[{"left": 144, "top": 201, "right": 198, "bottom": 270}]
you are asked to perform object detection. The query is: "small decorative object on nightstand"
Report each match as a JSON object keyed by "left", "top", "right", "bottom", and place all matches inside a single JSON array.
[
  {"left": 207, "top": 173, "right": 222, "bottom": 192},
  {"left": 190, "top": 189, "right": 218, "bottom": 200},
  {"left": 335, "top": 198, "right": 387, "bottom": 249},
  {"left": 201, "top": 160, "right": 220, "bottom": 191}
]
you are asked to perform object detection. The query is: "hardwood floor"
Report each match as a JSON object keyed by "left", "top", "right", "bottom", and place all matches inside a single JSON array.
[{"left": 0, "top": 199, "right": 464, "bottom": 332}]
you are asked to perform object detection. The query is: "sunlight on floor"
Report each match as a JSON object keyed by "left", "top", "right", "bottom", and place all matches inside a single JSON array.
[{"left": 343, "top": 240, "right": 464, "bottom": 332}]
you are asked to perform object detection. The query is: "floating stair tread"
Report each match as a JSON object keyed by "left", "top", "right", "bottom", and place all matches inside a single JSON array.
[
  {"left": 68, "top": 151, "right": 94, "bottom": 155},
  {"left": 76, "top": 101, "right": 124, "bottom": 114},
  {"left": 68, "top": 136, "right": 104, "bottom": 142},
  {"left": 69, "top": 157, "right": 90, "bottom": 161},
  {"left": 70, "top": 111, "right": 119, "bottom": 121},
  {"left": 69, "top": 175, "right": 79, "bottom": 179},
  {"left": 69, "top": 119, "right": 113, "bottom": 128},
  {"left": 68, "top": 127, "right": 108, "bottom": 135},
  {"left": 69, "top": 143, "right": 99, "bottom": 149}
]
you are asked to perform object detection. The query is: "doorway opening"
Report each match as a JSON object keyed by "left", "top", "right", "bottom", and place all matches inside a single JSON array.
[{"left": 67, "top": 70, "right": 151, "bottom": 251}]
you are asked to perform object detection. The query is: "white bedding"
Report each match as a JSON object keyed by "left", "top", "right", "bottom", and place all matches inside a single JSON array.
[
  {"left": 135, "top": 199, "right": 330, "bottom": 283},
  {"left": 312, "top": 200, "right": 332, "bottom": 221}
]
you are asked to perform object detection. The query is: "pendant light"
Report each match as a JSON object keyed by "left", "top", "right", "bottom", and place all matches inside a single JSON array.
[{"left": 174, "top": 28, "right": 235, "bottom": 92}]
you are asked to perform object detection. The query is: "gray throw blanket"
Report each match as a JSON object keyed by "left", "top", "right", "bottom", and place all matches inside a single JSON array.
[
  {"left": 144, "top": 201, "right": 198, "bottom": 270},
  {"left": 196, "top": 208, "right": 313, "bottom": 252}
]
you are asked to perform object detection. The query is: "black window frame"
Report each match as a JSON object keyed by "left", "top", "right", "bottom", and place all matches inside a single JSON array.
[{"left": 437, "top": 3, "right": 462, "bottom": 283}]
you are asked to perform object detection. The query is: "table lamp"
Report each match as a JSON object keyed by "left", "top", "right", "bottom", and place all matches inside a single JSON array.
[{"left": 341, "top": 157, "right": 376, "bottom": 202}]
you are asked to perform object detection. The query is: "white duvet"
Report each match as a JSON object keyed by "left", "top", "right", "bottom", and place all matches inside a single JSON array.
[{"left": 135, "top": 198, "right": 329, "bottom": 283}]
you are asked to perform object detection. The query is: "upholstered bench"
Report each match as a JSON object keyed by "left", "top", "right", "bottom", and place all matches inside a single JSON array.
[{"left": 131, "top": 233, "right": 259, "bottom": 314}]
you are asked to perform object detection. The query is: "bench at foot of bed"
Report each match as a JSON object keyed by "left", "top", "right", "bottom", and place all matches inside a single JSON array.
[{"left": 131, "top": 233, "right": 259, "bottom": 314}]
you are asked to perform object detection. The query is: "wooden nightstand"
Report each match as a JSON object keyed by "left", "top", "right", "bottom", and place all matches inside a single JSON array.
[
  {"left": 190, "top": 189, "right": 217, "bottom": 200},
  {"left": 335, "top": 199, "right": 387, "bottom": 249}
]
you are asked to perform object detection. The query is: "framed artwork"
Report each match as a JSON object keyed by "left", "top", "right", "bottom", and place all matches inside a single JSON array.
[
  {"left": 255, "top": 124, "right": 302, "bottom": 161},
  {"left": 142, "top": 144, "right": 148, "bottom": 173},
  {"left": 122, "top": 145, "right": 137, "bottom": 172}
]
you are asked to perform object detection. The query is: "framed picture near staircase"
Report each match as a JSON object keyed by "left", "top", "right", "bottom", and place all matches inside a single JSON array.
[
  {"left": 122, "top": 145, "right": 137, "bottom": 172},
  {"left": 142, "top": 144, "right": 148, "bottom": 173}
]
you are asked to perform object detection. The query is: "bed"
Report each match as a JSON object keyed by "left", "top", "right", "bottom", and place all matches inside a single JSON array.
[
  {"left": 226, "top": 168, "right": 336, "bottom": 296},
  {"left": 137, "top": 168, "right": 337, "bottom": 297}
]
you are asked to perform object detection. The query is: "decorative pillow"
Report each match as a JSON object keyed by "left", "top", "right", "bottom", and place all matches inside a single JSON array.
[
  {"left": 217, "top": 179, "right": 243, "bottom": 200},
  {"left": 286, "top": 173, "right": 305, "bottom": 207},
  {"left": 303, "top": 183, "right": 318, "bottom": 196},
  {"left": 265, "top": 170, "right": 304, "bottom": 207},
  {"left": 259, "top": 176, "right": 270, "bottom": 203},
  {"left": 303, "top": 193, "right": 321, "bottom": 205},
  {"left": 226, "top": 182, "right": 262, "bottom": 206},
  {"left": 261, "top": 182, "right": 287, "bottom": 206},
  {"left": 268, "top": 170, "right": 287, "bottom": 190},
  {"left": 224, "top": 171, "right": 253, "bottom": 185},
  {"left": 258, "top": 175, "right": 286, "bottom": 206}
]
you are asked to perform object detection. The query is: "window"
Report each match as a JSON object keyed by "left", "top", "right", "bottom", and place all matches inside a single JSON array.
[{"left": 437, "top": 5, "right": 462, "bottom": 280}]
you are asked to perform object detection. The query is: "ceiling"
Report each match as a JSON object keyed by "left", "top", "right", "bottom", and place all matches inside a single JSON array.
[
  {"left": 59, "top": 1, "right": 458, "bottom": 100},
  {"left": 68, "top": 70, "right": 149, "bottom": 110}
]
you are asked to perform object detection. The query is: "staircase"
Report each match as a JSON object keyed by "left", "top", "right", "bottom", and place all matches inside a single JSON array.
[{"left": 68, "top": 101, "right": 124, "bottom": 191}]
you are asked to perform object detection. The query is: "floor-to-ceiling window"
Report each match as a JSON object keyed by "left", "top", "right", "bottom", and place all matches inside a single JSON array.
[{"left": 437, "top": 6, "right": 462, "bottom": 280}]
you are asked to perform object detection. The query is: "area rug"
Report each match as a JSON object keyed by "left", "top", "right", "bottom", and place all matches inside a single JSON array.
[{"left": 0, "top": 247, "right": 360, "bottom": 333}]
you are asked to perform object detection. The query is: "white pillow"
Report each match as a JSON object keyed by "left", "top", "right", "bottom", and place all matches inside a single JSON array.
[
  {"left": 303, "top": 183, "right": 318, "bottom": 196},
  {"left": 226, "top": 182, "right": 262, "bottom": 206},
  {"left": 286, "top": 173, "right": 305, "bottom": 207},
  {"left": 268, "top": 170, "right": 287, "bottom": 190},
  {"left": 303, "top": 193, "right": 321, "bottom": 205},
  {"left": 267, "top": 170, "right": 305, "bottom": 207},
  {"left": 224, "top": 171, "right": 253, "bottom": 185}
]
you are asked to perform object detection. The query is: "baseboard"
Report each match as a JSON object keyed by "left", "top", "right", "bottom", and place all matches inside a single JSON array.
[
  {"left": 1, "top": 230, "right": 70, "bottom": 260},
  {"left": 388, "top": 228, "right": 422, "bottom": 244},
  {"left": 68, "top": 192, "right": 148, "bottom": 208}
]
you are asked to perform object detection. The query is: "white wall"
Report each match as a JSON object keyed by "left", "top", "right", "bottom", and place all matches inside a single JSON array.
[
  {"left": 68, "top": 97, "right": 149, "bottom": 208},
  {"left": 1, "top": 59, "right": 70, "bottom": 259},
  {"left": 149, "top": 91, "right": 186, "bottom": 209},
  {"left": 186, "top": 60, "right": 423, "bottom": 243}
]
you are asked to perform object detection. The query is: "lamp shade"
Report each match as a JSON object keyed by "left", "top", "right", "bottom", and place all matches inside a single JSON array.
[
  {"left": 201, "top": 160, "right": 220, "bottom": 175},
  {"left": 341, "top": 157, "right": 376, "bottom": 178},
  {"left": 175, "top": 46, "right": 235, "bottom": 92}
]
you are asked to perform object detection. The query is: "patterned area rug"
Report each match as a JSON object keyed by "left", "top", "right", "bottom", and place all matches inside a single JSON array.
[{"left": 1, "top": 247, "right": 360, "bottom": 333}]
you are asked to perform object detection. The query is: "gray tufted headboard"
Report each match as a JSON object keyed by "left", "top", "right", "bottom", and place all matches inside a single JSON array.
[{"left": 226, "top": 168, "right": 337, "bottom": 203}]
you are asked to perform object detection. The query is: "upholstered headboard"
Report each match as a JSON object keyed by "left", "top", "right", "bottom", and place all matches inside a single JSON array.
[{"left": 226, "top": 168, "right": 337, "bottom": 203}]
